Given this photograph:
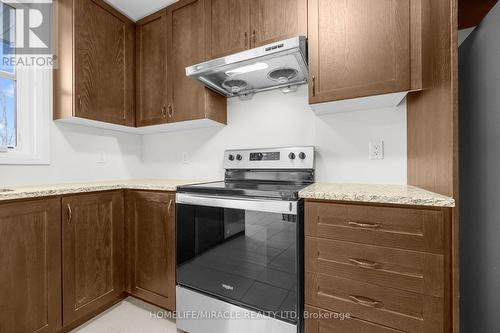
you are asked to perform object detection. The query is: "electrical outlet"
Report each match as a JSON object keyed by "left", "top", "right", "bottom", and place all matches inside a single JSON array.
[
  {"left": 98, "top": 152, "right": 107, "bottom": 164},
  {"left": 182, "top": 152, "right": 190, "bottom": 164},
  {"left": 369, "top": 141, "right": 384, "bottom": 160}
]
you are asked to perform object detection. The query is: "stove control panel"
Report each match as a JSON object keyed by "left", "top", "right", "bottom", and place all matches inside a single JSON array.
[
  {"left": 250, "top": 152, "right": 280, "bottom": 161},
  {"left": 224, "top": 146, "right": 315, "bottom": 170}
]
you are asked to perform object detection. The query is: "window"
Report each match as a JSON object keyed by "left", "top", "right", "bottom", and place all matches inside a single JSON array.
[
  {"left": 0, "top": 0, "right": 50, "bottom": 165},
  {"left": 0, "top": 2, "right": 15, "bottom": 149}
]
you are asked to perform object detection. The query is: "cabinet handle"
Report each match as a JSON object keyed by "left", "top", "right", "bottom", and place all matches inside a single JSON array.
[
  {"left": 167, "top": 199, "right": 173, "bottom": 216},
  {"left": 348, "top": 221, "right": 381, "bottom": 229},
  {"left": 244, "top": 32, "right": 248, "bottom": 48},
  {"left": 312, "top": 75, "right": 316, "bottom": 96},
  {"left": 161, "top": 105, "right": 167, "bottom": 118},
  {"left": 67, "top": 203, "right": 72, "bottom": 224},
  {"left": 252, "top": 30, "right": 256, "bottom": 45},
  {"left": 77, "top": 95, "right": 83, "bottom": 112},
  {"left": 168, "top": 104, "right": 174, "bottom": 118},
  {"left": 349, "top": 295, "right": 382, "bottom": 308},
  {"left": 348, "top": 258, "right": 381, "bottom": 269}
]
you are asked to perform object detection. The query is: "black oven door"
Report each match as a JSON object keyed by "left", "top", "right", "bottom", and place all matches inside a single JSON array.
[{"left": 176, "top": 193, "right": 304, "bottom": 325}]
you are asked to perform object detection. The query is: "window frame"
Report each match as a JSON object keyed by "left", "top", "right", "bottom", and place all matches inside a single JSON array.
[{"left": 0, "top": 0, "right": 50, "bottom": 165}]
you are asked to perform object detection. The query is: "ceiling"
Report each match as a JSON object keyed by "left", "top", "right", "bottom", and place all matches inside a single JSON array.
[{"left": 105, "top": 0, "right": 177, "bottom": 21}]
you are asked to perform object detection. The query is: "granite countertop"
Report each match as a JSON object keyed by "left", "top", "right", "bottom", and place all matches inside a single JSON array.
[
  {"left": 299, "top": 183, "right": 455, "bottom": 207},
  {"left": 1, "top": 180, "right": 455, "bottom": 207},
  {"left": 0, "top": 179, "right": 204, "bottom": 201}
]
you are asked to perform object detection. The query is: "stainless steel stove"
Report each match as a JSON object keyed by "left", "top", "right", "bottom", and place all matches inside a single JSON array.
[{"left": 175, "top": 146, "right": 315, "bottom": 333}]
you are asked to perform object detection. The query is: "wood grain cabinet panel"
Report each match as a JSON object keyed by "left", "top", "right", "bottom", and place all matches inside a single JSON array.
[
  {"left": 305, "top": 202, "right": 446, "bottom": 253},
  {"left": 250, "top": 0, "right": 307, "bottom": 47},
  {"left": 306, "top": 273, "right": 444, "bottom": 333},
  {"left": 0, "top": 199, "right": 62, "bottom": 333},
  {"left": 305, "top": 306, "right": 404, "bottom": 333},
  {"left": 136, "top": 10, "right": 168, "bottom": 127},
  {"left": 308, "top": 0, "right": 413, "bottom": 104},
  {"left": 167, "top": 0, "right": 227, "bottom": 125},
  {"left": 54, "top": 0, "right": 136, "bottom": 126},
  {"left": 306, "top": 237, "right": 445, "bottom": 297},
  {"left": 207, "top": 0, "right": 250, "bottom": 59},
  {"left": 62, "top": 192, "right": 125, "bottom": 326},
  {"left": 126, "top": 191, "right": 176, "bottom": 311}
]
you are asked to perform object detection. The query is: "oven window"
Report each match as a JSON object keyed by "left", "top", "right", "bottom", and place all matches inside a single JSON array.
[{"left": 177, "top": 205, "right": 298, "bottom": 323}]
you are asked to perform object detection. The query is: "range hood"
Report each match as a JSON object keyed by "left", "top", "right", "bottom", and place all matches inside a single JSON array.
[{"left": 185, "top": 36, "right": 308, "bottom": 99}]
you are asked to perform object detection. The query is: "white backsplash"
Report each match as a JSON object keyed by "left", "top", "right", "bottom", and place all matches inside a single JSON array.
[
  {"left": 142, "top": 85, "right": 407, "bottom": 184},
  {"left": 0, "top": 85, "right": 407, "bottom": 187}
]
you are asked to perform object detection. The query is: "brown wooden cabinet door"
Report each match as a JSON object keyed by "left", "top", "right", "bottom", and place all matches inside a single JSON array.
[
  {"left": 136, "top": 10, "right": 169, "bottom": 127},
  {"left": 207, "top": 0, "right": 250, "bottom": 59},
  {"left": 74, "top": 0, "right": 135, "bottom": 126},
  {"left": 308, "top": 0, "right": 411, "bottom": 104},
  {"left": 250, "top": 0, "right": 307, "bottom": 47},
  {"left": 167, "top": 0, "right": 209, "bottom": 123},
  {"left": 62, "top": 191, "right": 124, "bottom": 326},
  {"left": 126, "top": 191, "right": 176, "bottom": 311},
  {"left": 0, "top": 199, "right": 62, "bottom": 333}
]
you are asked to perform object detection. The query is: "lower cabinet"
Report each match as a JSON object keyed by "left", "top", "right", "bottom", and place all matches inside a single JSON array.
[
  {"left": 126, "top": 191, "right": 176, "bottom": 311},
  {"left": 0, "top": 199, "right": 62, "bottom": 333},
  {"left": 62, "top": 192, "right": 125, "bottom": 326},
  {"left": 304, "top": 201, "right": 452, "bottom": 333}
]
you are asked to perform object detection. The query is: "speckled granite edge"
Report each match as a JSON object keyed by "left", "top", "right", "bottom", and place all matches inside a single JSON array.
[
  {"left": 1, "top": 180, "right": 456, "bottom": 207},
  {"left": 0, "top": 180, "right": 204, "bottom": 202},
  {"left": 299, "top": 183, "right": 455, "bottom": 208}
]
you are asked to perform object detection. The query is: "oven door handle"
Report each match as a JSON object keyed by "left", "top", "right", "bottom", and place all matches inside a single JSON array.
[{"left": 176, "top": 193, "right": 298, "bottom": 215}]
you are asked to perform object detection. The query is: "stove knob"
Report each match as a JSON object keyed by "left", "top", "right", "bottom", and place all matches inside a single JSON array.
[
  {"left": 299, "top": 152, "right": 307, "bottom": 160},
  {"left": 256, "top": 153, "right": 263, "bottom": 160},
  {"left": 289, "top": 152, "right": 296, "bottom": 160},
  {"left": 236, "top": 154, "right": 243, "bottom": 161},
  {"left": 228, "top": 154, "right": 235, "bottom": 161}
]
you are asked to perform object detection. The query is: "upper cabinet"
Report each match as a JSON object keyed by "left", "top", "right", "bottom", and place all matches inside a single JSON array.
[
  {"left": 207, "top": 0, "right": 307, "bottom": 59},
  {"left": 166, "top": 0, "right": 227, "bottom": 125},
  {"left": 54, "top": 0, "right": 136, "bottom": 126},
  {"left": 250, "top": 0, "right": 308, "bottom": 47},
  {"left": 136, "top": 10, "right": 169, "bottom": 127},
  {"left": 308, "top": 0, "right": 422, "bottom": 109},
  {"left": 207, "top": 0, "right": 251, "bottom": 59}
]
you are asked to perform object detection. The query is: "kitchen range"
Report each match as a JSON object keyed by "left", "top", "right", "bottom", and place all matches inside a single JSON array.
[{"left": 175, "top": 147, "right": 315, "bottom": 333}]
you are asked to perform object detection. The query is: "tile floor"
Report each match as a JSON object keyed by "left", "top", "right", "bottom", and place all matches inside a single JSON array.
[{"left": 71, "top": 297, "right": 182, "bottom": 333}]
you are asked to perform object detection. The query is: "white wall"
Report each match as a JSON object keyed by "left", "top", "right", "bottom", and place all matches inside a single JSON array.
[
  {"left": 142, "top": 86, "right": 407, "bottom": 184},
  {"left": 0, "top": 122, "right": 143, "bottom": 187},
  {"left": 0, "top": 85, "right": 407, "bottom": 187}
]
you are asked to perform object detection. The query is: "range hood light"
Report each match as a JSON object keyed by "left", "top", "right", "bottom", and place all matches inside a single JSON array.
[{"left": 225, "top": 62, "right": 269, "bottom": 77}]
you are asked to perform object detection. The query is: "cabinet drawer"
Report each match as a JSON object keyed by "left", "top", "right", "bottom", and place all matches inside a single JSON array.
[
  {"left": 306, "top": 273, "right": 444, "bottom": 333},
  {"left": 305, "top": 202, "right": 446, "bottom": 253},
  {"left": 305, "top": 306, "right": 404, "bottom": 333},
  {"left": 306, "top": 237, "right": 444, "bottom": 297}
]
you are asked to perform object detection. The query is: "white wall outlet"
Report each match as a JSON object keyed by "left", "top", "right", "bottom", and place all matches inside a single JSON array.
[
  {"left": 98, "top": 152, "right": 107, "bottom": 164},
  {"left": 369, "top": 141, "right": 384, "bottom": 160},
  {"left": 182, "top": 152, "right": 190, "bottom": 164}
]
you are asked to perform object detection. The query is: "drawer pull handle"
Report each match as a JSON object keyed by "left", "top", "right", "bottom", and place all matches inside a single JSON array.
[
  {"left": 349, "top": 258, "right": 380, "bottom": 269},
  {"left": 67, "top": 203, "right": 72, "bottom": 224},
  {"left": 348, "top": 221, "right": 381, "bottom": 229},
  {"left": 168, "top": 199, "right": 173, "bottom": 216},
  {"left": 349, "top": 295, "right": 382, "bottom": 308}
]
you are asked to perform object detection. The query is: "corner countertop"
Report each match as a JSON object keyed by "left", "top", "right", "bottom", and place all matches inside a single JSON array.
[
  {"left": 1, "top": 179, "right": 455, "bottom": 208},
  {"left": 0, "top": 179, "right": 204, "bottom": 202},
  {"left": 299, "top": 183, "right": 455, "bottom": 208}
]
